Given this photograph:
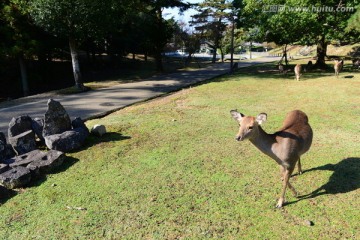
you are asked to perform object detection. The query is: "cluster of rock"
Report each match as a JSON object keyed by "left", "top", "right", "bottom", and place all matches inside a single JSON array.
[{"left": 0, "top": 99, "right": 92, "bottom": 189}]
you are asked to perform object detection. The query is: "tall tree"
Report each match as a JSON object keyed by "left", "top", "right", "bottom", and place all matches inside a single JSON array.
[
  {"left": 347, "top": 5, "right": 360, "bottom": 32},
  {"left": 244, "top": 0, "right": 359, "bottom": 68},
  {"left": 29, "top": 0, "right": 115, "bottom": 90},
  {"left": 146, "top": 0, "right": 190, "bottom": 72},
  {"left": 191, "top": 0, "right": 232, "bottom": 62},
  {"left": 0, "top": 0, "right": 42, "bottom": 96}
]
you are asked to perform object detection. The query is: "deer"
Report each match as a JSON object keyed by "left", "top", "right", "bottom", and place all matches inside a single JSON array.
[
  {"left": 352, "top": 59, "right": 360, "bottom": 69},
  {"left": 294, "top": 64, "right": 302, "bottom": 81},
  {"left": 230, "top": 109, "right": 313, "bottom": 208},
  {"left": 334, "top": 59, "right": 344, "bottom": 77},
  {"left": 278, "top": 63, "right": 285, "bottom": 74}
]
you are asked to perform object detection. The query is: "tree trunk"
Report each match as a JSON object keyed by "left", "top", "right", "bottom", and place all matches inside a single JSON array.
[
  {"left": 219, "top": 48, "right": 224, "bottom": 62},
  {"left": 315, "top": 35, "right": 328, "bottom": 69},
  {"left": 212, "top": 47, "right": 217, "bottom": 63},
  {"left": 69, "top": 37, "right": 85, "bottom": 90},
  {"left": 281, "top": 44, "right": 288, "bottom": 66},
  {"left": 154, "top": 52, "right": 164, "bottom": 72},
  {"left": 230, "top": 17, "right": 235, "bottom": 73},
  {"left": 154, "top": 7, "right": 164, "bottom": 72},
  {"left": 249, "top": 41, "right": 252, "bottom": 59},
  {"left": 18, "top": 53, "right": 29, "bottom": 97}
]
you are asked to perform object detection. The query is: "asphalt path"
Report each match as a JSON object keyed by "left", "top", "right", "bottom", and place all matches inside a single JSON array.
[{"left": 0, "top": 56, "right": 280, "bottom": 134}]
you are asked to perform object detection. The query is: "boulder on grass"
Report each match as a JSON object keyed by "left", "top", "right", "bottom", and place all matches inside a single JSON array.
[
  {"left": 27, "top": 150, "right": 65, "bottom": 175},
  {"left": 31, "top": 118, "right": 45, "bottom": 141},
  {"left": 3, "top": 150, "right": 45, "bottom": 167},
  {"left": 72, "top": 117, "right": 89, "bottom": 134},
  {"left": 0, "top": 132, "right": 15, "bottom": 161},
  {"left": 0, "top": 166, "right": 31, "bottom": 189},
  {"left": 0, "top": 164, "right": 9, "bottom": 174},
  {"left": 45, "top": 128, "right": 88, "bottom": 152},
  {"left": 42, "top": 99, "right": 71, "bottom": 137},
  {"left": 8, "top": 116, "right": 33, "bottom": 138},
  {"left": 8, "top": 130, "right": 37, "bottom": 155},
  {"left": 91, "top": 124, "right": 106, "bottom": 137}
]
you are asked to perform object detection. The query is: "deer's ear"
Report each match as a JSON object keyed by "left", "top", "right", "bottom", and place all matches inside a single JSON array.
[
  {"left": 256, "top": 113, "right": 267, "bottom": 125},
  {"left": 230, "top": 110, "right": 244, "bottom": 122}
]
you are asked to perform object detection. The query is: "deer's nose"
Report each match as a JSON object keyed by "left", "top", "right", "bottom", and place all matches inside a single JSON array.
[{"left": 235, "top": 136, "right": 242, "bottom": 141}]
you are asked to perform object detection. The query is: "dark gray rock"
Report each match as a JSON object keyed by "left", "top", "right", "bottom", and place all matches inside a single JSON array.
[
  {"left": 3, "top": 150, "right": 45, "bottom": 167},
  {"left": 0, "top": 132, "right": 6, "bottom": 144},
  {"left": 72, "top": 117, "right": 89, "bottom": 135},
  {"left": 8, "top": 130, "right": 37, "bottom": 155},
  {"left": 91, "top": 124, "right": 106, "bottom": 137},
  {"left": 72, "top": 117, "right": 85, "bottom": 129},
  {"left": 0, "top": 166, "right": 31, "bottom": 189},
  {"left": 42, "top": 99, "right": 71, "bottom": 137},
  {"left": 27, "top": 150, "right": 65, "bottom": 174},
  {"left": 1, "top": 133, "right": 15, "bottom": 160},
  {"left": 0, "top": 164, "right": 9, "bottom": 174},
  {"left": 8, "top": 116, "right": 33, "bottom": 138},
  {"left": 44, "top": 128, "right": 88, "bottom": 152},
  {"left": 4, "top": 144, "right": 15, "bottom": 159},
  {"left": 31, "top": 117, "right": 44, "bottom": 141},
  {"left": 0, "top": 132, "right": 7, "bottom": 161}
]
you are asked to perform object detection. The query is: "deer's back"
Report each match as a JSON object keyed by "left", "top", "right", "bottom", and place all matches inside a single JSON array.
[{"left": 275, "top": 110, "right": 313, "bottom": 157}]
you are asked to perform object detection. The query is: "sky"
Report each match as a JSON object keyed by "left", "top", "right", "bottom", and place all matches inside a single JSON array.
[{"left": 162, "top": 0, "right": 201, "bottom": 24}]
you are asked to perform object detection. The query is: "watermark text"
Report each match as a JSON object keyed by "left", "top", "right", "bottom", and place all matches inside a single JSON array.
[{"left": 263, "top": 5, "right": 355, "bottom": 13}]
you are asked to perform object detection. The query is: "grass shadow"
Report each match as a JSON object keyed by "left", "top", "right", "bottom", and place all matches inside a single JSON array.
[
  {"left": 0, "top": 186, "right": 17, "bottom": 205},
  {"left": 286, "top": 157, "right": 360, "bottom": 206},
  {"left": 80, "top": 132, "right": 131, "bottom": 151}
]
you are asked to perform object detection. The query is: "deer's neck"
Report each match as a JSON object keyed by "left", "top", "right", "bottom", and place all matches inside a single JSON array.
[{"left": 249, "top": 126, "right": 282, "bottom": 165}]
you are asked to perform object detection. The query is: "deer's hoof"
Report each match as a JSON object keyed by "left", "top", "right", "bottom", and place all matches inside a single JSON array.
[{"left": 276, "top": 198, "right": 285, "bottom": 208}]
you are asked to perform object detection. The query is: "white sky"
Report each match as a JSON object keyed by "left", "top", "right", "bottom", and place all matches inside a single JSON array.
[{"left": 162, "top": 0, "right": 201, "bottom": 23}]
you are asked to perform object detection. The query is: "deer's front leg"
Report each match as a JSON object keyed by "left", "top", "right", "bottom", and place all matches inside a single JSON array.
[{"left": 276, "top": 168, "right": 292, "bottom": 208}]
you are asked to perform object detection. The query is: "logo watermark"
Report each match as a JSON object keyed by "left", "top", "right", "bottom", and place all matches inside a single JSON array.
[{"left": 263, "top": 5, "right": 355, "bottom": 13}]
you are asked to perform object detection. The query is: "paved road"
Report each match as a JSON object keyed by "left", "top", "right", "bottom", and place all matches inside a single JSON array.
[{"left": 0, "top": 56, "right": 280, "bottom": 134}]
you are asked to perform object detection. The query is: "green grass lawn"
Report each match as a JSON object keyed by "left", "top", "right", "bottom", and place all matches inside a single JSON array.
[{"left": 0, "top": 62, "right": 359, "bottom": 239}]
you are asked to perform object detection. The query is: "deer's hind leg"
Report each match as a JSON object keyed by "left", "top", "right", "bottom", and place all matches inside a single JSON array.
[{"left": 297, "top": 158, "right": 302, "bottom": 175}]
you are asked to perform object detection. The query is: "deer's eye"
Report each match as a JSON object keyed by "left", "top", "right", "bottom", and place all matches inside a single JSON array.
[{"left": 248, "top": 126, "right": 253, "bottom": 130}]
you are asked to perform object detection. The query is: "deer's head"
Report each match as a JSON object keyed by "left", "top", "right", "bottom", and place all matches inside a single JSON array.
[{"left": 230, "top": 110, "right": 267, "bottom": 141}]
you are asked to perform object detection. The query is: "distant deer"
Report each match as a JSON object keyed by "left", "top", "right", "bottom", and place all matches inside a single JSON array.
[
  {"left": 278, "top": 63, "right": 285, "bottom": 74},
  {"left": 352, "top": 59, "right": 360, "bottom": 69},
  {"left": 230, "top": 110, "right": 313, "bottom": 208},
  {"left": 334, "top": 60, "right": 344, "bottom": 77},
  {"left": 294, "top": 64, "right": 302, "bottom": 81}
]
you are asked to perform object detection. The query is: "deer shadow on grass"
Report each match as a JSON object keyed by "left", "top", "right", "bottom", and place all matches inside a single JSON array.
[{"left": 286, "top": 157, "right": 360, "bottom": 206}]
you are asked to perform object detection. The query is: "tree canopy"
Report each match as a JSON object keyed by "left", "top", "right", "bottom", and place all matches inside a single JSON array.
[{"left": 0, "top": 0, "right": 359, "bottom": 98}]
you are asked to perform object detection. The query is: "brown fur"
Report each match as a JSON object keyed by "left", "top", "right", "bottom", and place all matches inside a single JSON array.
[
  {"left": 334, "top": 60, "right": 343, "bottom": 77},
  {"left": 230, "top": 110, "right": 313, "bottom": 208},
  {"left": 294, "top": 64, "right": 302, "bottom": 81}
]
